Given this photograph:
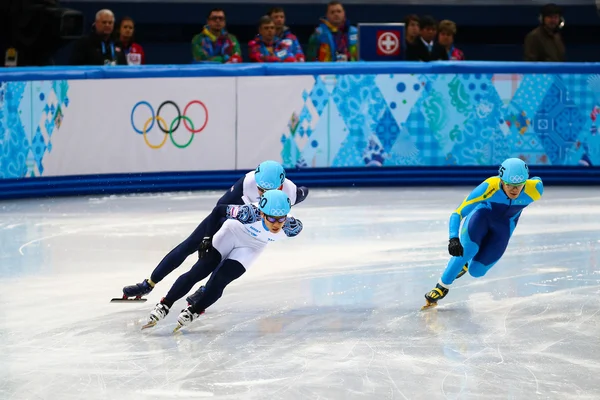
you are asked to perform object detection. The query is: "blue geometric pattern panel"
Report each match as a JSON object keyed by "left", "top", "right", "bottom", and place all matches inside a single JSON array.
[
  {"left": 280, "top": 73, "right": 600, "bottom": 167},
  {"left": 0, "top": 80, "right": 70, "bottom": 178}
]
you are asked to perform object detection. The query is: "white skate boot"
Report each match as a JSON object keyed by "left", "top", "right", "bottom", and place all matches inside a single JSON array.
[
  {"left": 173, "top": 307, "right": 205, "bottom": 333},
  {"left": 142, "top": 301, "right": 170, "bottom": 330}
]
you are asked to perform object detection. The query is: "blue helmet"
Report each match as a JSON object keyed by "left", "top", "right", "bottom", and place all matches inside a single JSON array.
[
  {"left": 499, "top": 158, "right": 529, "bottom": 184},
  {"left": 259, "top": 190, "right": 291, "bottom": 217},
  {"left": 255, "top": 160, "right": 285, "bottom": 190}
]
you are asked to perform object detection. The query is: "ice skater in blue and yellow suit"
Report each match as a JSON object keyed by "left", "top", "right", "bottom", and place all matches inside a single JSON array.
[{"left": 422, "top": 157, "right": 544, "bottom": 309}]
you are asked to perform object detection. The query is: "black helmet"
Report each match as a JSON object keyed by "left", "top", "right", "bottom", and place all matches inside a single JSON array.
[{"left": 540, "top": 3, "right": 562, "bottom": 17}]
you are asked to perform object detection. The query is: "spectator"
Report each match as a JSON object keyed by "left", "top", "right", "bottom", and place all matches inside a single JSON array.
[
  {"left": 524, "top": 3, "right": 565, "bottom": 62},
  {"left": 404, "top": 14, "right": 420, "bottom": 46},
  {"left": 403, "top": 14, "right": 420, "bottom": 61},
  {"left": 249, "top": 16, "right": 300, "bottom": 62},
  {"left": 307, "top": 1, "right": 357, "bottom": 62},
  {"left": 191, "top": 8, "right": 242, "bottom": 63},
  {"left": 117, "top": 17, "right": 145, "bottom": 65},
  {"left": 69, "top": 9, "right": 126, "bottom": 66},
  {"left": 438, "top": 20, "right": 465, "bottom": 60},
  {"left": 268, "top": 7, "right": 305, "bottom": 62},
  {"left": 406, "top": 15, "right": 448, "bottom": 62}
]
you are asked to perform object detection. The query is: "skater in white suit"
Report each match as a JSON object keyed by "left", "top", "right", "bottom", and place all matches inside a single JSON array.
[{"left": 142, "top": 189, "right": 303, "bottom": 331}]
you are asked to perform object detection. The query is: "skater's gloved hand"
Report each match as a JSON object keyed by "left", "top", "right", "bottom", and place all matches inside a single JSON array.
[
  {"left": 448, "top": 237, "right": 464, "bottom": 257},
  {"left": 198, "top": 237, "right": 212, "bottom": 259}
]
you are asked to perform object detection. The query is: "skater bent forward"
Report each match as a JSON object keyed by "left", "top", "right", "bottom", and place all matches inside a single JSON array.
[{"left": 422, "top": 157, "right": 544, "bottom": 309}]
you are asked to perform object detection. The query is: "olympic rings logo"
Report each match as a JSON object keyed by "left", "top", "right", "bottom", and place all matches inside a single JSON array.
[
  {"left": 130, "top": 100, "right": 209, "bottom": 149},
  {"left": 509, "top": 175, "right": 525, "bottom": 183}
]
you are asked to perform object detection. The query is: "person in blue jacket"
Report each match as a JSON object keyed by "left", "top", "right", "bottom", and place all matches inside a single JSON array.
[{"left": 422, "top": 158, "right": 544, "bottom": 309}]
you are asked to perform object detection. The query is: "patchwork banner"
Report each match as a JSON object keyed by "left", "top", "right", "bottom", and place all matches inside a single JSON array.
[
  {"left": 0, "top": 78, "right": 236, "bottom": 178},
  {"left": 2, "top": 68, "right": 600, "bottom": 180},
  {"left": 238, "top": 73, "right": 600, "bottom": 169}
]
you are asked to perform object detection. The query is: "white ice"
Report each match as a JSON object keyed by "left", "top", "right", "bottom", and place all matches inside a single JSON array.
[{"left": 1, "top": 187, "right": 600, "bottom": 400}]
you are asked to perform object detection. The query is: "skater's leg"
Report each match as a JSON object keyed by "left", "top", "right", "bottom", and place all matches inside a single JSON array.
[
  {"left": 174, "top": 225, "right": 264, "bottom": 329},
  {"left": 423, "top": 209, "right": 491, "bottom": 308},
  {"left": 161, "top": 219, "right": 237, "bottom": 307},
  {"left": 161, "top": 248, "right": 223, "bottom": 307},
  {"left": 468, "top": 220, "right": 511, "bottom": 278},
  {"left": 440, "top": 209, "right": 490, "bottom": 286},
  {"left": 189, "top": 259, "right": 246, "bottom": 313},
  {"left": 187, "top": 244, "right": 262, "bottom": 314},
  {"left": 150, "top": 208, "right": 228, "bottom": 283}
]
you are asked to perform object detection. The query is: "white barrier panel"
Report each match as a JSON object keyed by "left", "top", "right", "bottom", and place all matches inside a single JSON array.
[
  {"left": 236, "top": 76, "right": 314, "bottom": 170},
  {"left": 41, "top": 77, "right": 236, "bottom": 176}
]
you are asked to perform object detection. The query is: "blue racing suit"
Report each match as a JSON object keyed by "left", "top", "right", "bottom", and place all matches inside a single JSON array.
[{"left": 440, "top": 176, "right": 544, "bottom": 285}]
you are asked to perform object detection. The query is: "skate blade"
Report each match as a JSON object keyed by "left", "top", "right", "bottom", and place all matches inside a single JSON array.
[
  {"left": 111, "top": 297, "right": 147, "bottom": 303},
  {"left": 141, "top": 320, "right": 157, "bottom": 330},
  {"left": 421, "top": 301, "right": 438, "bottom": 311},
  {"left": 173, "top": 323, "right": 185, "bottom": 333}
]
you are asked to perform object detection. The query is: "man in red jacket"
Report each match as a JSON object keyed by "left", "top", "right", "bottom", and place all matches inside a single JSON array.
[
  {"left": 268, "top": 7, "right": 305, "bottom": 62},
  {"left": 248, "top": 15, "right": 301, "bottom": 62}
]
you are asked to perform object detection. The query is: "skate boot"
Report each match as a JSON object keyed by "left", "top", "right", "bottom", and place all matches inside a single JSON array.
[
  {"left": 185, "top": 285, "right": 206, "bottom": 306},
  {"left": 421, "top": 283, "right": 449, "bottom": 310},
  {"left": 173, "top": 306, "right": 205, "bottom": 333},
  {"left": 141, "top": 300, "right": 170, "bottom": 330},
  {"left": 455, "top": 263, "right": 469, "bottom": 280},
  {"left": 122, "top": 279, "right": 155, "bottom": 300}
]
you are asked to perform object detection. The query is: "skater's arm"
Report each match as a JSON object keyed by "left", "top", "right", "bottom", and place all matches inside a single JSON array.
[
  {"left": 201, "top": 205, "right": 230, "bottom": 238},
  {"left": 282, "top": 179, "right": 309, "bottom": 206},
  {"left": 226, "top": 204, "right": 262, "bottom": 224},
  {"left": 509, "top": 209, "right": 523, "bottom": 233},
  {"left": 217, "top": 176, "right": 246, "bottom": 206},
  {"left": 283, "top": 217, "right": 303, "bottom": 237},
  {"left": 294, "top": 185, "right": 309, "bottom": 205},
  {"left": 199, "top": 204, "right": 260, "bottom": 244},
  {"left": 449, "top": 178, "right": 499, "bottom": 238},
  {"left": 523, "top": 177, "right": 544, "bottom": 201}
]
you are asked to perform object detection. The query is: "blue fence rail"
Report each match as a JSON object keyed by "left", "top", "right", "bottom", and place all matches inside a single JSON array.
[
  {"left": 3, "top": 61, "right": 600, "bottom": 81},
  {"left": 0, "top": 166, "right": 598, "bottom": 201}
]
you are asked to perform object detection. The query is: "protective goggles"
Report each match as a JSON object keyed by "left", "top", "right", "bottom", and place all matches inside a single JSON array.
[
  {"left": 265, "top": 215, "right": 287, "bottom": 223},
  {"left": 504, "top": 182, "right": 525, "bottom": 189}
]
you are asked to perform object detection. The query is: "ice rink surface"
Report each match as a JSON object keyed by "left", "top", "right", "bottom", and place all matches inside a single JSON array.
[{"left": 1, "top": 187, "right": 599, "bottom": 400}]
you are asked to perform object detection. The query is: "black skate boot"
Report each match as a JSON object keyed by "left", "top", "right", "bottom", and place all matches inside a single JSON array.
[
  {"left": 185, "top": 285, "right": 206, "bottom": 306},
  {"left": 421, "top": 283, "right": 449, "bottom": 310},
  {"left": 122, "top": 279, "right": 155, "bottom": 299},
  {"left": 455, "top": 263, "right": 469, "bottom": 280}
]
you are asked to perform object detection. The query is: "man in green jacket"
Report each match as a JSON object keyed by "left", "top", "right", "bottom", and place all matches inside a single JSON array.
[{"left": 191, "top": 8, "right": 242, "bottom": 63}]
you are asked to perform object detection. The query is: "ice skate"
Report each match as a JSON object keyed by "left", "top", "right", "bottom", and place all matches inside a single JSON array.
[
  {"left": 112, "top": 279, "right": 155, "bottom": 302},
  {"left": 455, "top": 263, "right": 469, "bottom": 280},
  {"left": 173, "top": 307, "right": 205, "bottom": 333},
  {"left": 421, "top": 283, "right": 449, "bottom": 310},
  {"left": 185, "top": 285, "right": 206, "bottom": 305},
  {"left": 141, "top": 301, "right": 170, "bottom": 330}
]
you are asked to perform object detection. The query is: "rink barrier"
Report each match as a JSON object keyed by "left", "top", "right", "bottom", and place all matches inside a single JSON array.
[
  {"left": 3, "top": 61, "right": 600, "bottom": 81},
  {"left": 1, "top": 62, "right": 600, "bottom": 200},
  {"left": 0, "top": 166, "right": 598, "bottom": 200}
]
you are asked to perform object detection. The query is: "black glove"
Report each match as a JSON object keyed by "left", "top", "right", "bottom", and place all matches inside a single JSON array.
[
  {"left": 448, "top": 237, "right": 464, "bottom": 257},
  {"left": 198, "top": 237, "right": 212, "bottom": 259}
]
